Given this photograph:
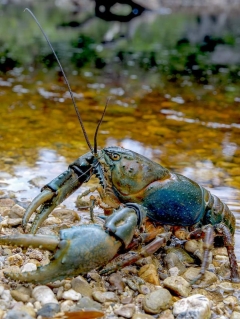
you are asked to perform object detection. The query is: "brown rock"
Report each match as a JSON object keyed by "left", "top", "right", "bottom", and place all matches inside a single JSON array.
[{"left": 138, "top": 264, "right": 160, "bottom": 285}]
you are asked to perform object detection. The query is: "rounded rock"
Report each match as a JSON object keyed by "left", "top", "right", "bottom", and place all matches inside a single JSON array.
[
  {"left": 71, "top": 276, "right": 93, "bottom": 297},
  {"left": 114, "top": 304, "right": 136, "bottom": 318},
  {"left": 32, "top": 286, "right": 58, "bottom": 305},
  {"left": 173, "top": 294, "right": 211, "bottom": 319},
  {"left": 62, "top": 288, "right": 81, "bottom": 301},
  {"left": 37, "top": 303, "right": 60, "bottom": 317},
  {"left": 163, "top": 276, "right": 191, "bottom": 297},
  {"left": 92, "top": 291, "right": 118, "bottom": 303},
  {"left": 142, "top": 288, "right": 173, "bottom": 314}
]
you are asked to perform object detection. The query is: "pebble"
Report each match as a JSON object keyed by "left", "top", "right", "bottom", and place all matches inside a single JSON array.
[
  {"left": 163, "top": 275, "right": 191, "bottom": 297},
  {"left": 138, "top": 264, "right": 160, "bottom": 285},
  {"left": 52, "top": 208, "right": 80, "bottom": 223},
  {"left": 132, "top": 313, "right": 154, "bottom": 319},
  {"left": 60, "top": 300, "right": 75, "bottom": 312},
  {"left": 0, "top": 198, "right": 15, "bottom": 207},
  {"left": 142, "top": 288, "right": 173, "bottom": 314},
  {"left": 32, "top": 286, "right": 58, "bottom": 305},
  {"left": 158, "top": 309, "right": 174, "bottom": 319},
  {"left": 71, "top": 276, "right": 93, "bottom": 297},
  {"left": 183, "top": 267, "right": 218, "bottom": 287},
  {"left": 8, "top": 254, "right": 23, "bottom": 267},
  {"left": 75, "top": 296, "right": 102, "bottom": 311},
  {"left": 62, "top": 288, "right": 81, "bottom": 301},
  {"left": 231, "top": 312, "right": 240, "bottom": 319},
  {"left": 109, "top": 272, "right": 125, "bottom": 291},
  {"left": 92, "top": 291, "right": 119, "bottom": 303},
  {"left": 5, "top": 309, "right": 34, "bottom": 319},
  {"left": 10, "top": 290, "right": 30, "bottom": 303},
  {"left": 37, "top": 303, "right": 60, "bottom": 317},
  {"left": 8, "top": 204, "right": 26, "bottom": 218},
  {"left": 22, "top": 263, "right": 37, "bottom": 272},
  {"left": 114, "top": 304, "right": 136, "bottom": 318},
  {"left": 173, "top": 294, "right": 211, "bottom": 319}
]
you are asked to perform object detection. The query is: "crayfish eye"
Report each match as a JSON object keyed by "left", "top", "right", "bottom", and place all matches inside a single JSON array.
[{"left": 110, "top": 153, "right": 121, "bottom": 161}]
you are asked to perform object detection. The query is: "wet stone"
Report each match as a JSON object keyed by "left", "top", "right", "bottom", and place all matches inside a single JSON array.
[
  {"left": 37, "top": 303, "right": 60, "bottom": 318},
  {"left": 114, "top": 304, "right": 136, "bottom": 318},
  {"left": 173, "top": 294, "right": 211, "bottom": 319},
  {"left": 28, "top": 176, "right": 47, "bottom": 188},
  {"left": 142, "top": 288, "right": 173, "bottom": 314},
  {"left": 163, "top": 276, "right": 191, "bottom": 297},
  {"left": 71, "top": 276, "right": 93, "bottom": 297}
]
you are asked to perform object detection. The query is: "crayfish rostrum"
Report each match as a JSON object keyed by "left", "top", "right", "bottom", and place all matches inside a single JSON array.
[{"left": 0, "top": 9, "right": 239, "bottom": 284}]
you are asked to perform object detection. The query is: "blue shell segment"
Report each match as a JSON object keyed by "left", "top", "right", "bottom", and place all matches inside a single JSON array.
[{"left": 143, "top": 174, "right": 205, "bottom": 226}]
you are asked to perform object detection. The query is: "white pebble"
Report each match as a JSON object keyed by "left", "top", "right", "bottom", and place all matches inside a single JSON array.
[
  {"left": 173, "top": 294, "right": 211, "bottom": 319},
  {"left": 62, "top": 289, "right": 81, "bottom": 301},
  {"left": 22, "top": 263, "right": 37, "bottom": 273},
  {"left": 32, "top": 286, "right": 58, "bottom": 305}
]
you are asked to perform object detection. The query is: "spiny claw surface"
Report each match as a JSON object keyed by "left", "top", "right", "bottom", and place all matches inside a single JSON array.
[
  {"left": 3, "top": 225, "right": 121, "bottom": 284},
  {"left": 0, "top": 234, "right": 59, "bottom": 251}
]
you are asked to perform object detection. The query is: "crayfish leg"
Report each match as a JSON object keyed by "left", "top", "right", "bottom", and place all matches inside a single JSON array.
[{"left": 214, "top": 223, "right": 240, "bottom": 282}]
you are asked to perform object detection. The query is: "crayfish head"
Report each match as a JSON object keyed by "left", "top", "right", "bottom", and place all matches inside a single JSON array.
[{"left": 98, "top": 147, "right": 170, "bottom": 198}]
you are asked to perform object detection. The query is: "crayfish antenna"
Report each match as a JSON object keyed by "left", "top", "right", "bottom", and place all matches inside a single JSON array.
[
  {"left": 93, "top": 97, "right": 110, "bottom": 155},
  {"left": 24, "top": 8, "right": 93, "bottom": 153}
]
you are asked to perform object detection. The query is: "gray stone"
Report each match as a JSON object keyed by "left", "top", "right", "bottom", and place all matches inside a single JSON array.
[
  {"left": 5, "top": 309, "right": 34, "bottom": 319},
  {"left": 37, "top": 303, "right": 60, "bottom": 317},
  {"left": 71, "top": 276, "right": 93, "bottom": 297},
  {"left": 114, "top": 304, "right": 136, "bottom": 318},
  {"left": 173, "top": 294, "right": 211, "bottom": 319},
  {"left": 142, "top": 288, "right": 173, "bottom": 314},
  {"left": 163, "top": 276, "right": 191, "bottom": 297},
  {"left": 92, "top": 290, "right": 118, "bottom": 303},
  {"left": 8, "top": 204, "right": 25, "bottom": 218},
  {"left": 75, "top": 296, "right": 102, "bottom": 311}
]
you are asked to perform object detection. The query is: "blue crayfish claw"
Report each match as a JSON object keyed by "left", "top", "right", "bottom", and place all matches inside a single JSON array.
[
  {"left": 22, "top": 152, "right": 95, "bottom": 234},
  {"left": 3, "top": 225, "right": 121, "bottom": 284}
]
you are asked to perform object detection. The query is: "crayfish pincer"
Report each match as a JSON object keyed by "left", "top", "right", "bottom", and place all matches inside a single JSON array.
[{"left": 0, "top": 205, "right": 152, "bottom": 284}]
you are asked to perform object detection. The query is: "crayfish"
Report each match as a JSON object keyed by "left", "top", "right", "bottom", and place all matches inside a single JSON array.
[{"left": 0, "top": 9, "right": 239, "bottom": 284}]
